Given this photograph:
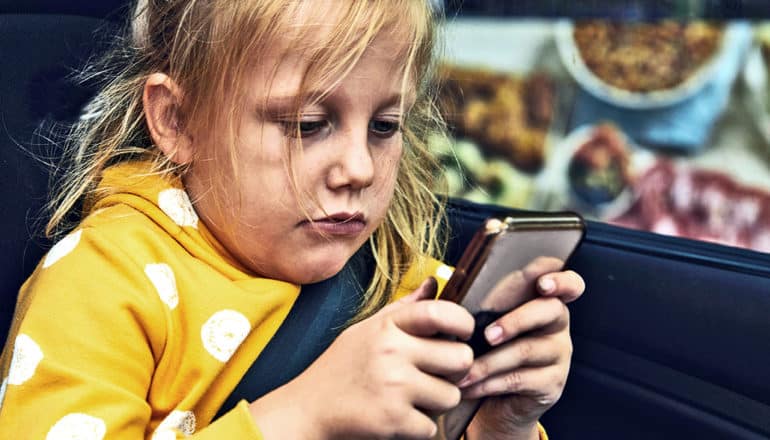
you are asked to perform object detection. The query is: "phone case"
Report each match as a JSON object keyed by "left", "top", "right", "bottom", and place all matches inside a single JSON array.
[{"left": 440, "top": 212, "right": 585, "bottom": 440}]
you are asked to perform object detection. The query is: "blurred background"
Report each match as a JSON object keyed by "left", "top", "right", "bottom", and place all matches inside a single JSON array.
[
  {"left": 3, "top": 0, "right": 770, "bottom": 254},
  {"left": 429, "top": 0, "right": 770, "bottom": 253}
]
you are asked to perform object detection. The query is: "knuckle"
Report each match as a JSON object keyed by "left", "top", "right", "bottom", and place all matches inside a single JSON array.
[
  {"left": 537, "top": 389, "right": 562, "bottom": 407},
  {"left": 556, "top": 299, "right": 569, "bottom": 316},
  {"left": 545, "top": 297, "right": 564, "bottom": 315},
  {"left": 381, "top": 404, "right": 406, "bottom": 430},
  {"left": 382, "top": 367, "right": 409, "bottom": 389},
  {"left": 568, "top": 270, "right": 586, "bottom": 291},
  {"left": 422, "top": 420, "right": 439, "bottom": 439},
  {"left": 553, "top": 369, "right": 568, "bottom": 389},
  {"left": 501, "top": 313, "right": 521, "bottom": 335},
  {"left": 457, "top": 344, "right": 475, "bottom": 370},
  {"left": 533, "top": 256, "right": 562, "bottom": 272},
  {"left": 448, "top": 385, "right": 462, "bottom": 408},
  {"left": 517, "top": 340, "right": 534, "bottom": 360},
  {"left": 375, "top": 316, "right": 395, "bottom": 338},
  {"left": 461, "top": 310, "right": 476, "bottom": 336},
  {"left": 473, "top": 358, "right": 489, "bottom": 381},
  {"left": 421, "top": 301, "right": 442, "bottom": 327},
  {"left": 374, "top": 333, "right": 400, "bottom": 358},
  {"left": 504, "top": 371, "right": 524, "bottom": 392}
]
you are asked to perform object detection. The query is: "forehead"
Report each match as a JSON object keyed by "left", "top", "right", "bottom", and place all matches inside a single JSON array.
[
  {"left": 248, "top": 1, "right": 415, "bottom": 95},
  {"left": 255, "top": 0, "right": 417, "bottom": 76}
]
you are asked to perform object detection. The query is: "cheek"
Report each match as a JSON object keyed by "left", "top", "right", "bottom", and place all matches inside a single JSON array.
[
  {"left": 376, "top": 145, "right": 403, "bottom": 184},
  {"left": 371, "top": 148, "right": 402, "bottom": 209}
]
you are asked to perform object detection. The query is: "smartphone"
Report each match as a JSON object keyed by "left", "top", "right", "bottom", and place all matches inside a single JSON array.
[{"left": 439, "top": 212, "right": 585, "bottom": 440}]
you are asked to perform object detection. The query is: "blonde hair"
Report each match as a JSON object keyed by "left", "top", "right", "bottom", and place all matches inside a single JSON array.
[{"left": 47, "top": 0, "right": 448, "bottom": 322}]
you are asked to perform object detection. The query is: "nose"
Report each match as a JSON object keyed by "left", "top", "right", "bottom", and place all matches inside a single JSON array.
[{"left": 326, "top": 128, "right": 375, "bottom": 191}]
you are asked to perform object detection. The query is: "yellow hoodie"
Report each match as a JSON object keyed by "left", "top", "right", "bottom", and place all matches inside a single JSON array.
[{"left": 0, "top": 161, "right": 453, "bottom": 439}]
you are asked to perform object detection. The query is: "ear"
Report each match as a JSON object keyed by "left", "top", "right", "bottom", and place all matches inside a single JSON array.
[{"left": 143, "top": 73, "right": 194, "bottom": 164}]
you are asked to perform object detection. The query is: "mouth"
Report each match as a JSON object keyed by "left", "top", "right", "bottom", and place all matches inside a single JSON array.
[{"left": 301, "top": 212, "right": 367, "bottom": 236}]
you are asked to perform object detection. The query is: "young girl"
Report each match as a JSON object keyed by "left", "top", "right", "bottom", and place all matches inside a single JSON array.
[{"left": 0, "top": 0, "right": 584, "bottom": 438}]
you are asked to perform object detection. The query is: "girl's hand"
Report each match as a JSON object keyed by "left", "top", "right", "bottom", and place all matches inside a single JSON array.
[
  {"left": 461, "top": 260, "right": 585, "bottom": 440},
  {"left": 249, "top": 278, "right": 476, "bottom": 439}
]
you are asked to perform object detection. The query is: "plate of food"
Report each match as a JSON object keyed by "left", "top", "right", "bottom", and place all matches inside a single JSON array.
[
  {"left": 743, "top": 23, "right": 770, "bottom": 146},
  {"left": 436, "top": 64, "right": 556, "bottom": 173},
  {"left": 534, "top": 123, "right": 654, "bottom": 219},
  {"left": 555, "top": 20, "right": 739, "bottom": 109}
]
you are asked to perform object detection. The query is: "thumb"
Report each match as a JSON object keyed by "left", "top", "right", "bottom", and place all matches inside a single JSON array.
[{"left": 398, "top": 277, "right": 438, "bottom": 304}]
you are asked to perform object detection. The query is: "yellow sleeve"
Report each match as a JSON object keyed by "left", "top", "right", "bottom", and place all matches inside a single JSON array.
[
  {"left": 192, "top": 401, "right": 263, "bottom": 439},
  {"left": 392, "top": 257, "right": 455, "bottom": 302},
  {"left": 0, "top": 228, "right": 164, "bottom": 438},
  {"left": 0, "top": 228, "right": 262, "bottom": 439}
]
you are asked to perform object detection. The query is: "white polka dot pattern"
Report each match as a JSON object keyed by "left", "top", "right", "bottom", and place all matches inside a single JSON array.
[
  {"left": 8, "top": 334, "right": 43, "bottom": 386},
  {"left": 158, "top": 189, "right": 198, "bottom": 228},
  {"left": 435, "top": 264, "right": 454, "bottom": 281},
  {"left": 201, "top": 310, "right": 251, "bottom": 362},
  {"left": 145, "top": 264, "right": 179, "bottom": 309},
  {"left": 43, "top": 230, "right": 82, "bottom": 269},
  {"left": 45, "top": 413, "right": 106, "bottom": 440},
  {"left": 152, "top": 410, "right": 196, "bottom": 439},
  {"left": 151, "top": 429, "right": 175, "bottom": 440}
]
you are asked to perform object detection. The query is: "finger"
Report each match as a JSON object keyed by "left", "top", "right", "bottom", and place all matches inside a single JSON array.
[
  {"left": 458, "top": 334, "right": 564, "bottom": 388},
  {"left": 461, "top": 365, "right": 567, "bottom": 404},
  {"left": 522, "top": 256, "right": 565, "bottom": 281},
  {"left": 379, "top": 277, "right": 439, "bottom": 316},
  {"left": 410, "top": 370, "right": 463, "bottom": 414},
  {"left": 410, "top": 337, "right": 474, "bottom": 379},
  {"left": 391, "top": 299, "right": 475, "bottom": 340},
  {"left": 393, "top": 409, "right": 440, "bottom": 440},
  {"left": 537, "top": 270, "right": 585, "bottom": 303},
  {"left": 483, "top": 297, "right": 568, "bottom": 347},
  {"left": 480, "top": 257, "right": 567, "bottom": 311},
  {"left": 398, "top": 277, "right": 439, "bottom": 304}
]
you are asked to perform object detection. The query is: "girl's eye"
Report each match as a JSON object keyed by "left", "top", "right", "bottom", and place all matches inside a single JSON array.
[
  {"left": 282, "top": 120, "right": 329, "bottom": 138},
  {"left": 369, "top": 119, "right": 400, "bottom": 138}
]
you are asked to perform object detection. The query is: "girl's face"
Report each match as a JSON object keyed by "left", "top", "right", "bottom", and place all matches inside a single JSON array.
[{"left": 184, "top": 33, "right": 408, "bottom": 284}]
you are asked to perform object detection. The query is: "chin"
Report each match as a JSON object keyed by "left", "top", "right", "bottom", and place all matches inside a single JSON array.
[
  {"left": 300, "top": 263, "right": 348, "bottom": 285},
  {"left": 290, "top": 251, "right": 352, "bottom": 285}
]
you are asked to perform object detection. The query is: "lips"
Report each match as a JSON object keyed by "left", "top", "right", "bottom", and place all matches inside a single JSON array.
[{"left": 302, "top": 212, "right": 367, "bottom": 236}]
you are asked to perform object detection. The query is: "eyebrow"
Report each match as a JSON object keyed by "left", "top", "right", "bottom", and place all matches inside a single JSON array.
[
  {"left": 377, "top": 94, "right": 411, "bottom": 112},
  {"left": 260, "top": 92, "right": 412, "bottom": 117}
]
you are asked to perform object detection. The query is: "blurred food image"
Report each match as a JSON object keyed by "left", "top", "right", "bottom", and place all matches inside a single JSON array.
[
  {"left": 436, "top": 18, "right": 768, "bottom": 253},
  {"left": 567, "top": 123, "right": 632, "bottom": 206},
  {"left": 532, "top": 123, "right": 641, "bottom": 220},
  {"left": 758, "top": 24, "right": 770, "bottom": 66},
  {"left": 612, "top": 161, "right": 770, "bottom": 252},
  {"left": 437, "top": 64, "right": 555, "bottom": 172},
  {"left": 741, "top": 23, "right": 770, "bottom": 148},
  {"left": 429, "top": 133, "right": 534, "bottom": 208},
  {"left": 573, "top": 20, "right": 723, "bottom": 93}
]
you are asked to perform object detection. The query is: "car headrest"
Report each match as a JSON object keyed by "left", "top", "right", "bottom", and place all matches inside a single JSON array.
[{"left": 0, "top": 13, "right": 118, "bottom": 344}]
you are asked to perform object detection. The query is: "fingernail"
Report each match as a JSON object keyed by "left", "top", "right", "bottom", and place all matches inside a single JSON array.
[
  {"left": 423, "top": 277, "right": 438, "bottom": 298},
  {"left": 410, "top": 277, "right": 437, "bottom": 300},
  {"left": 458, "top": 373, "right": 473, "bottom": 388},
  {"left": 539, "top": 277, "right": 555, "bottom": 293},
  {"left": 485, "top": 324, "right": 504, "bottom": 345}
]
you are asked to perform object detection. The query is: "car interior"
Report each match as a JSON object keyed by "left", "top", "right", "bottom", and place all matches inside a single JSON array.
[{"left": 2, "top": 2, "right": 770, "bottom": 438}]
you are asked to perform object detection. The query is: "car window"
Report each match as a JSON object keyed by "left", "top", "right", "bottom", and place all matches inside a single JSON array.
[{"left": 433, "top": 2, "right": 770, "bottom": 253}]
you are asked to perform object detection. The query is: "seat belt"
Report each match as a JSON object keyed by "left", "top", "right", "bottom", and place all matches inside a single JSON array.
[{"left": 215, "top": 246, "right": 374, "bottom": 419}]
